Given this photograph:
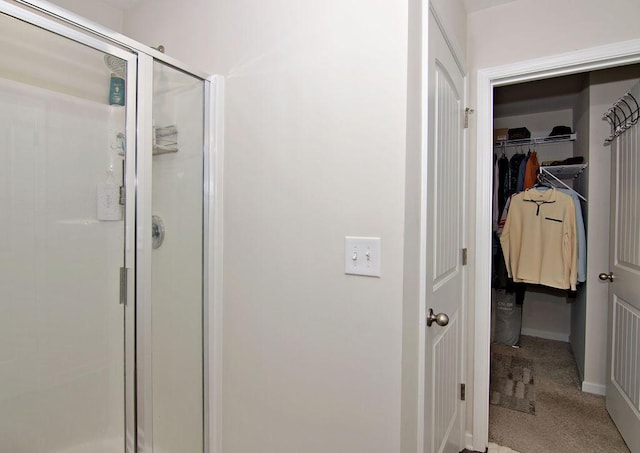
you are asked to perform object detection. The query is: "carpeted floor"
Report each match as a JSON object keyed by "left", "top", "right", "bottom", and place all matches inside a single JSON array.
[{"left": 489, "top": 336, "right": 630, "bottom": 453}]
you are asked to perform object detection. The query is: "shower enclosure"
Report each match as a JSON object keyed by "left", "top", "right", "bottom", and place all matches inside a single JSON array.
[{"left": 0, "top": 1, "right": 218, "bottom": 451}]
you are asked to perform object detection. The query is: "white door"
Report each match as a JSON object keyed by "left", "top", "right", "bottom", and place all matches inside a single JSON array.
[
  {"left": 423, "top": 11, "right": 466, "bottom": 453},
  {"left": 605, "top": 81, "right": 640, "bottom": 453}
]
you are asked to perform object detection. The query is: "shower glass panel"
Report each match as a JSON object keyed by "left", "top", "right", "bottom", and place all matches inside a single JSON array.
[
  {"left": 0, "top": 10, "right": 133, "bottom": 453},
  {"left": 151, "top": 60, "right": 205, "bottom": 452}
]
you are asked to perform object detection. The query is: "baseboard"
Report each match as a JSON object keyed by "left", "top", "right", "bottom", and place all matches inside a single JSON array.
[
  {"left": 582, "top": 381, "right": 606, "bottom": 396},
  {"left": 520, "top": 328, "right": 569, "bottom": 342}
]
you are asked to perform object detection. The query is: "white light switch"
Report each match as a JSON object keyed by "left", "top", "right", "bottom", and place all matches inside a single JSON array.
[{"left": 345, "top": 236, "right": 381, "bottom": 277}]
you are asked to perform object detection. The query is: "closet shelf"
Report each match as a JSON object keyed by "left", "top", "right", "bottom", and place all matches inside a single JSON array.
[
  {"left": 538, "top": 163, "right": 588, "bottom": 201},
  {"left": 495, "top": 133, "right": 576, "bottom": 148},
  {"left": 539, "top": 163, "right": 588, "bottom": 180}
]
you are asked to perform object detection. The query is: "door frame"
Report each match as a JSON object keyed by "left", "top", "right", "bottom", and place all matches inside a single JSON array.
[{"left": 472, "top": 39, "right": 640, "bottom": 451}]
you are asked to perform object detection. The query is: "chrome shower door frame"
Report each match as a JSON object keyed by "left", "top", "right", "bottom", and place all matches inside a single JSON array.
[{"left": 0, "top": 2, "right": 219, "bottom": 452}]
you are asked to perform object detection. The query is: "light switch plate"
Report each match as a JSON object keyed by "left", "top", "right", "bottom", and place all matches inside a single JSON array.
[{"left": 345, "top": 236, "right": 381, "bottom": 277}]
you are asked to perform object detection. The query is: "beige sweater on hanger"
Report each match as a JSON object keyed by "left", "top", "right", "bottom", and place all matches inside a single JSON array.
[{"left": 500, "top": 188, "right": 578, "bottom": 291}]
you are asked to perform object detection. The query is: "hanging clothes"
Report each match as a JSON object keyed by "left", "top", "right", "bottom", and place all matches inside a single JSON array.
[
  {"left": 553, "top": 188, "right": 586, "bottom": 283},
  {"left": 500, "top": 188, "right": 578, "bottom": 291},
  {"left": 523, "top": 150, "right": 539, "bottom": 189},
  {"left": 493, "top": 154, "right": 500, "bottom": 231},
  {"left": 508, "top": 152, "right": 526, "bottom": 198},
  {"left": 516, "top": 151, "right": 530, "bottom": 193},
  {"left": 520, "top": 187, "right": 587, "bottom": 284},
  {"left": 496, "top": 193, "right": 514, "bottom": 236},
  {"left": 497, "top": 154, "right": 509, "bottom": 219}
]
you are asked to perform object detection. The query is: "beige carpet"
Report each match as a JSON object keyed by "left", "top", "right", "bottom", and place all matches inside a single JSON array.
[
  {"left": 489, "top": 336, "right": 630, "bottom": 453},
  {"left": 488, "top": 442, "right": 521, "bottom": 453}
]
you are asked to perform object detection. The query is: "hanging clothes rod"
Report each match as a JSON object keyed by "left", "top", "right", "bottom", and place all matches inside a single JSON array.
[{"left": 602, "top": 90, "right": 640, "bottom": 145}]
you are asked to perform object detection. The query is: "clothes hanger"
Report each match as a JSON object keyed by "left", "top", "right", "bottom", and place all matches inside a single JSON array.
[
  {"left": 538, "top": 167, "right": 587, "bottom": 201},
  {"left": 533, "top": 172, "right": 553, "bottom": 189}
]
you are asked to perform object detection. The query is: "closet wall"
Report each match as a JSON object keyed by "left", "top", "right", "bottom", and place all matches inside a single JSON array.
[
  {"left": 494, "top": 64, "right": 640, "bottom": 394},
  {"left": 572, "top": 65, "right": 640, "bottom": 393}
]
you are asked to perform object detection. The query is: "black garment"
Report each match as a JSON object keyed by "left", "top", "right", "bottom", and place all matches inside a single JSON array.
[
  {"left": 492, "top": 232, "right": 527, "bottom": 306},
  {"left": 497, "top": 155, "right": 509, "bottom": 220},
  {"left": 508, "top": 153, "right": 526, "bottom": 198}
]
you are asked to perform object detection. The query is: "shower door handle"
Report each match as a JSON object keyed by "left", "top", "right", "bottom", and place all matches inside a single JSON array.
[{"left": 119, "top": 267, "right": 128, "bottom": 305}]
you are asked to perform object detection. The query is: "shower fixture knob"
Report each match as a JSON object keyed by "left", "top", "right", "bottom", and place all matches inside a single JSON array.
[{"left": 152, "top": 215, "right": 165, "bottom": 249}]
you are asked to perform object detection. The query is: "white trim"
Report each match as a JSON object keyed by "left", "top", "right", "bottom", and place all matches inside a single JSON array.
[
  {"left": 415, "top": 4, "right": 429, "bottom": 450},
  {"left": 0, "top": 0, "right": 129, "bottom": 57},
  {"left": 582, "top": 381, "right": 607, "bottom": 396},
  {"left": 123, "top": 48, "right": 138, "bottom": 453},
  {"left": 428, "top": 1, "right": 467, "bottom": 75},
  {"left": 136, "top": 53, "right": 155, "bottom": 452},
  {"left": 473, "top": 65, "right": 493, "bottom": 453},
  {"left": 207, "top": 75, "right": 225, "bottom": 453},
  {"left": 465, "top": 432, "right": 475, "bottom": 451},
  {"left": 480, "top": 40, "right": 640, "bottom": 87},
  {"left": 472, "top": 38, "right": 640, "bottom": 453},
  {"left": 203, "top": 76, "right": 212, "bottom": 453},
  {"left": 520, "top": 328, "right": 569, "bottom": 343},
  {"left": 458, "top": 46, "right": 471, "bottom": 453},
  {"left": 16, "top": 0, "right": 210, "bottom": 79}
]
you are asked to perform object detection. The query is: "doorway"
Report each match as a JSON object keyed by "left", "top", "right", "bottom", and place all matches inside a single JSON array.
[
  {"left": 472, "top": 40, "right": 640, "bottom": 452},
  {"left": 487, "top": 67, "right": 640, "bottom": 451}
]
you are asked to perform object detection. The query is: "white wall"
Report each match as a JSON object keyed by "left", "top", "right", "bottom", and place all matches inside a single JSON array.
[
  {"left": 123, "top": 0, "right": 467, "bottom": 451},
  {"left": 467, "top": 0, "right": 640, "bottom": 72},
  {"left": 431, "top": 0, "right": 467, "bottom": 62},
  {"left": 126, "top": 1, "right": 409, "bottom": 452},
  {"left": 570, "top": 79, "right": 590, "bottom": 382},
  {"left": 45, "top": 0, "right": 124, "bottom": 32},
  {"left": 216, "top": 3, "right": 406, "bottom": 450}
]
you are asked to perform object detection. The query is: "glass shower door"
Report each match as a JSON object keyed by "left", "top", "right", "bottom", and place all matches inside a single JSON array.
[
  {"left": 0, "top": 8, "right": 136, "bottom": 453},
  {"left": 147, "top": 60, "right": 206, "bottom": 452}
]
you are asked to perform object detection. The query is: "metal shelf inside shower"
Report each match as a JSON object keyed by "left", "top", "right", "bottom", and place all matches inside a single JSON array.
[{"left": 153, "top": 124, "right": 178, "bottom": 155}]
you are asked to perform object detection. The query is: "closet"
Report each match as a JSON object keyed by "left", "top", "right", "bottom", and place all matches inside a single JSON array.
[{"left": 490, "top": 63, "right": 640, "bottom": 393}]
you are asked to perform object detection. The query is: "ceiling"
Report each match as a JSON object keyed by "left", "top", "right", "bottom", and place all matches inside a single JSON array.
[
  {"left": 98, "top": 0, "right": 518, "bottom": 14},
  {"left": 97, "top": 0, "right": 143, "bottom": 10},
  {"left": 463, "top": 0, "right": 517, "bottom": 13}
]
